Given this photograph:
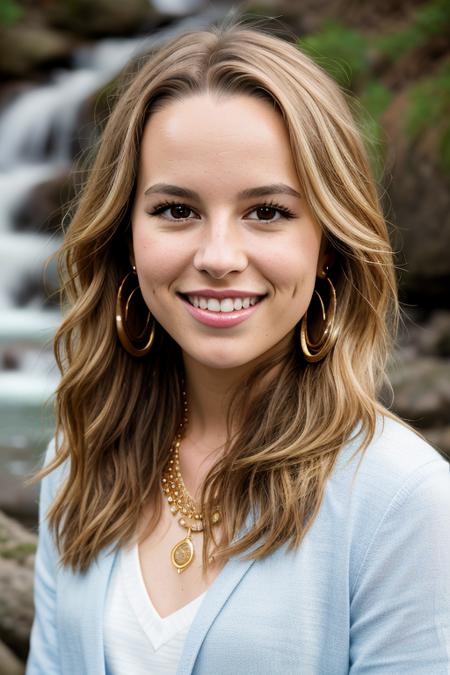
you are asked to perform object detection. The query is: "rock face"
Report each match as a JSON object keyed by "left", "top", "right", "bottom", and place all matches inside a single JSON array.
[
  {"left": 42, "top": 0, "right": 165, "bottom": 38},
  {"left": 390, "top": 357, "right": 450, "bottom": 428},
  {"left": 13, "top": 169, "right": 75, "bottom": 235},
  {"left": 389, "top": 309, "right": 450, "bottom": 460},
  {"left": 0, "top": 639, "right": 24, "bottom": 675},
  {"left": 384, "top": 108, "right": 450, "bottom": 309},
  {"left": 0, "top": 1, "right": 169, "bottom": 80},
  {"left": 0, "top": 511, "right": 37, "bottom": 666}
]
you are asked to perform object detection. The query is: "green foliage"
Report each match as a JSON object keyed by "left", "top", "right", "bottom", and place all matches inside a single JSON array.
[
  {"left": 376, "top": 0, "right": 450, "bottom": 60},
  {"left": 407, "top": 61, "right": 450, "bottom": 174},
  {"left": 296, "top": 3, "right": 450, "bottom": 177},
  {"left": 298, "top": 20, "right": 369, "bottom": 89},
  {"left": 361, "top": 80, "right": 392, "bottom": 121},
  {"left": 358, "top": 82, "right": 393, "bottom": 180},
  {"left": 297, "top": 22, "right": 392, "bottom": 180},
  {"left": 0, "top": 0, "right": 23, "bottom": 25}
]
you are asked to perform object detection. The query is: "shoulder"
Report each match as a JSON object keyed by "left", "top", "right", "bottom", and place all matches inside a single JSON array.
[
  {"left": 335, "top": 414, "right": 448, "bottom": 495},
  {"left": 322, "top": 417, "right": 450, "bottom": 600},
  {"left": 38, "top": 435, "right": 70, "bottom": 514},
  {"left": 325, "top": 416, "right": 449, "bottom": 571}
]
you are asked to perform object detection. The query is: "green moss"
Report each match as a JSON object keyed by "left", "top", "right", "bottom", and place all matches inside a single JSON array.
[
  {"left": 361, "top": 81, "right": 393, "bottom": 121},
  {"left": 297, "top": 22, "right": 394, "bottom": 179},
  {"left": 406, "top": 61, "right": 450, "bottom": 174},
  {"left": 298, "top": 20, "right": 369, "bottom": 89},
  {"left": 0, "top": 0, "right": 23, "bottom": 25},
  {"left": 358, "top": 82, "right": 393, "bottom": 180},
  {"left": 407, "top": 63, "right": 450, "bottom": 136},
  {"left": 0, "top": 542, "right": 37, "bottom": 560},
  {"left": 376, "top": 0, "right": 450, "bottom": 60}
]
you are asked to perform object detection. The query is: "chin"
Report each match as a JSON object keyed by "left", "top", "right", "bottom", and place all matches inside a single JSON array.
[{"left": 183, "top": 345, "right": 264, "bottom": 372}]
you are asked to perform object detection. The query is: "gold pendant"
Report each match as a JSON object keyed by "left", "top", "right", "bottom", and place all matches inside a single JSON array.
[{"left": 170, "top": 528, "right": 194, "bottom": 574}]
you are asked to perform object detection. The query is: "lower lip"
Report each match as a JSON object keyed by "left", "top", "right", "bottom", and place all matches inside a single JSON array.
[{"left": 180, "top": 296, "right": 264, "bottom": 328}]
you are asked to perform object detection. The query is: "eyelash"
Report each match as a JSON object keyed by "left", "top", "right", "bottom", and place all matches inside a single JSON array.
[{"left": 148, "top": 200, "right": 296, "bottom": 223}]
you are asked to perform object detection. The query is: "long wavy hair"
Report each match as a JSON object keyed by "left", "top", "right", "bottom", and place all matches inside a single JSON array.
[{"left": 35, "top": 18, "right": 400, "bottom": 573}]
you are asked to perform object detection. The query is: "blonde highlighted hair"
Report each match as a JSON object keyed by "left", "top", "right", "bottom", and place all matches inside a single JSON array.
[{"left": 36, "top": 17, "right": 399, "bottom": 573}]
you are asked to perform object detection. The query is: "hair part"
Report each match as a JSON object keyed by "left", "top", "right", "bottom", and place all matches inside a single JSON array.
[{"left": 34, "top": 17, "right": 400, "bottom": 573}]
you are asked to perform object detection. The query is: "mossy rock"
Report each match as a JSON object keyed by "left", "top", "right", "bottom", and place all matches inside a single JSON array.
[
  {"left": 376, "top": 0, "right": 450, "bottom": 62},
  {"left": 0, "top": 512, "right": 37, "bottom": 565},
  {"left": 0, "top": 24, "right": 74, "bottom": 77},
  {"left": 0, "top": 543, "right": 36, "bottom": 562},
  {"left": 45, "top": 0, "right": 162, "bottom": 38},
  {"left": 406, "top": 61, "right": 450, "bottom": 175}
]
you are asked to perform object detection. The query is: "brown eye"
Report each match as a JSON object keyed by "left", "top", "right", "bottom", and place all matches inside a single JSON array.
[
  {"left": 256, "top": 206, "right": 278, "bottom": 221},
  {"left": 169, "top": 204, "right": 192, "bottom": 219},
  {"left": 246, "top": 202, "right": 296, "bottom": 223},
  {"left": 150, "top": 201, "right": 196, "bottom": 221}
]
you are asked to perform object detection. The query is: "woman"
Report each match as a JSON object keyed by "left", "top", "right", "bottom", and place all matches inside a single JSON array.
[{"left": 26, "top": 19, "right": 450, "bottom": 675}]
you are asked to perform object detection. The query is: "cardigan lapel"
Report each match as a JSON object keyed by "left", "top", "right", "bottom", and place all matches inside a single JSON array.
[
  {"left": 176, "top": 510, "right": 258, "bottom": 675},
  {"left": 57, "top": 543, "right": 118, "bottom": 675},
  {"left": 176, "top": 553, "right": 257, "bottom": 675},
  {"left": 57, "top": 511, "right": 258, "bottom": 674}
]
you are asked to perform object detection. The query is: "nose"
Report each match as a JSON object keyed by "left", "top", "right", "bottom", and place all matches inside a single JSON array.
[{"left": 193, "top": 221, "right": 248, "bottom": 279}]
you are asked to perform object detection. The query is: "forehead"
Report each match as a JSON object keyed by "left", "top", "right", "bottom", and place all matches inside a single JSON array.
[{"left": 138, "top": 93, "right": 299, "bottom": 186}]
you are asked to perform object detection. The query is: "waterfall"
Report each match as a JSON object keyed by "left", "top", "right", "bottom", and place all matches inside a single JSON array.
[{"left": 0, "top": 7, "right": 224, "bottom": 466}]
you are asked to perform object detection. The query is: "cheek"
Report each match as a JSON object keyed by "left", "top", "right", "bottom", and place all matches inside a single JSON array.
[
  {"left": 132, "top": 229, "right": 185, "bottom": 287},
  {"left": 259, "top": 233, "right": 320, "bottom": 294}
]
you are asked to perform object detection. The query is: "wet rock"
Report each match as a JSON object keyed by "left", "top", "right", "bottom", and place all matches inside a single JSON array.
[
  {"left": 394, "top": 309, "right": 450, "bottom": 359},
  {"left": 0, "top": 639, "right": 24, "bottom": 675},
  {"left": 382, "top": 94, "right": 450, "bottom": 308},
  {"left": 0, "top": 471, "right": 39, "bottom": 527},
  {"left": 46, "top": 0, "right": 166, "bottom": 38},
  {"left": 1, "top": 351, "right": 20, "bottom": 371},
  {"left": 13, "top": 169, "right": 74, "bottom": 235},
  {"left": 413, "top": 311, "right": 450, "bottom": 358},
  {"left": 389, "top": 356, "right": 450, "bottom": 428},
  {"left": 0, "top": 25, "right": 74, "bottom": 78},
  {"left": 0, "top": 511, "right": 36, "bottom": 661},
  {"left": 0, "top": 82, "right": 33, "bottom": 113}
]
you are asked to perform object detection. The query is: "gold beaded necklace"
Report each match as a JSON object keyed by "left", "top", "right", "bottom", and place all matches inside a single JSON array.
[{"left": 160, "top": 389, "right": 221, "bottom": 574}]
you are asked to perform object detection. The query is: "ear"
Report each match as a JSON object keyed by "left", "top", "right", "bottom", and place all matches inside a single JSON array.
[
  {"left": 317, "top": 238, "right": 336, "bottom": 278},
  {"left": 128, "top": 238, "right": 135, "bottom": 269}
]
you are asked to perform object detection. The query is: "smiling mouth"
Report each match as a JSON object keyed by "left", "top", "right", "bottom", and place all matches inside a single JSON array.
[{"left": 178, "top": 293, "right": 266, "bottom": 313}]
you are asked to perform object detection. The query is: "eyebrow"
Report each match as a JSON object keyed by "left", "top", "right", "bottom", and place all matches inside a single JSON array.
[{"left": 143, "top": 182, "right": 301, "bottom": 200}]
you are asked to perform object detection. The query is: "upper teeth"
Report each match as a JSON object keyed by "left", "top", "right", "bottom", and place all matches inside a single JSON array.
[{"left": 187, "top": 296, "right": 260, "bottom": 312}]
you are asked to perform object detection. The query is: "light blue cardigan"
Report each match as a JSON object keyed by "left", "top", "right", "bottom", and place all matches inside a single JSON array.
[{"left": 26, "top": 416, "right": 450, "bottom": 674}]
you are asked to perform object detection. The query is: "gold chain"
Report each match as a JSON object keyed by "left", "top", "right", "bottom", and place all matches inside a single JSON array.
[{"left": 160, "top": 389, "right": 221, "bottom": 574}]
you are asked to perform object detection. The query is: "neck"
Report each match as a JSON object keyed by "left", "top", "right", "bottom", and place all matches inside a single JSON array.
[
  {"left": 181, "top": 338, "right": 290, "bottom": 453},
  {"left": 175, "top": 356, "right": 246, "bottom": 500},
  {"left": 178, "top": 342, "right": 290, "bottom": 500},
  {"left": 182, "top": 355, "right": 242, "bottom": 453}
]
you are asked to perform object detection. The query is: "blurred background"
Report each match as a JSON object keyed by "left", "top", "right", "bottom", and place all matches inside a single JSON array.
[{"left": 0, "top": 0, "right": 449, "bottom": 670}]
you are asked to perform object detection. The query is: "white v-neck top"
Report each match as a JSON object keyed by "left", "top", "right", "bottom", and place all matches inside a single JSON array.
[{"left": 103, "top": 541, "right": 207, "bottom": 674}]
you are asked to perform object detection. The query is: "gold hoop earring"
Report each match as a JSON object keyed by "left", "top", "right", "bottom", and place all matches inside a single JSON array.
[
  {"left": 116, "top": 268, "right": 155, "bottom": 357},
  {"left": 300, "top": 276, "right": 338, "bottom": 363}
]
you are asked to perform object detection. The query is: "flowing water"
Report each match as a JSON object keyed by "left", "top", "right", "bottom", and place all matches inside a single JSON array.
[{"left": 0, "top": 5, "right": 225, "bottom": 515}]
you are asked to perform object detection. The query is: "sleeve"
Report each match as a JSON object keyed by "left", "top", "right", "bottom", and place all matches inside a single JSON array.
[
  {"left": 26, "top": 440, "right": 62, "bottom": 675},
  {"left": 349, "top": 459, "right": 450, "bottom": 674}
]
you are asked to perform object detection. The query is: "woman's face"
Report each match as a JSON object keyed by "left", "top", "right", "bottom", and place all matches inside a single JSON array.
[{"left": 131, "top": 92, "right": 328, "bottom": 371}]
